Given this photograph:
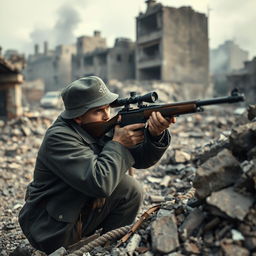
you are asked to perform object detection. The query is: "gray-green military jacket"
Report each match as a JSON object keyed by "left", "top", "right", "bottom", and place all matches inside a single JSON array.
[{"left": 19, "top": 116, "right": 170, "bottom": 234}]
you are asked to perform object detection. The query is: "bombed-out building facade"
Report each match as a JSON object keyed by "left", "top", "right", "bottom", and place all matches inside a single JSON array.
[
  {"left": 25, "top": 42, "right": 76, "bottom": 91},
  {"left": 72, "top": 31, "right": 135, "bottom": 81},
  {"left": 72, "top": 0, "right": 209, "bottom": 87},
  {"left": 136, "top": 0, "right": 208, "bottom": 85},
  {"left": 0, "top": 54, "right": 23, "bottom": 120},
  {"left": 228, "top": 57, "right": 256, "bottom": 104},
  {"left": 24, "top": 0, "right": 209, "bottom": 93}
]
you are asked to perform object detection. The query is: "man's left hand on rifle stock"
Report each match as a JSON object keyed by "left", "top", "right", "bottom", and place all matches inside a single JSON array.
[
  {"left": 112, "top": 111, "right": 176, "bottom": 148},
  {"left": 147, "top": 111, "right": 176, "bottom": 137}
]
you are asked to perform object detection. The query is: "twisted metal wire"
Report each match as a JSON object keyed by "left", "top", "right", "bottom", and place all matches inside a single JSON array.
[{"left": 67, "top": 225, "right": 130, "bottom": 256}]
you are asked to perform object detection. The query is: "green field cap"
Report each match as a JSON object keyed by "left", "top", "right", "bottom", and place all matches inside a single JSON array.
[{"left": 61, "top": 76, "right": 118, "bottom": 119}]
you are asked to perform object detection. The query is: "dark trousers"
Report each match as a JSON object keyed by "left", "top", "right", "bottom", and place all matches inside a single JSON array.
[{"left": 27, "top": 175, "right": 144, "bottom": 254}]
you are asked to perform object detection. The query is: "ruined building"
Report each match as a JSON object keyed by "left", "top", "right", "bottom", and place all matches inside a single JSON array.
[
  {"left": 25, "top": 1, "right": 209, "bottom": 92},
  {"left": 25, "top": 42, "right": 76, "bottom": 92},
  {"left": 0, "top": 52, "right": 23, "bottom": 120},
  {"left": 72, "top": 31, "right": 135, "bottom": 82},
  {"left": 4, "top": 49, "right": 26, "bottom": 71},
  {"left": 136, "top": 0, "right": 209, "bottom": 86},
  {"left": 210, "top": 40, "right": 249, "bottom": 75},
  {"left": 228, "top": 57, "right": 256, "bottom": 104},
  {"left": 210, "top": 40, "right": 248, "bottom": 95}
]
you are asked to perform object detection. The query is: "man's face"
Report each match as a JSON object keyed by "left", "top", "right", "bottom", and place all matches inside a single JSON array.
[{"left": 75, "top": 105, "right": 111, "bottom": 125}]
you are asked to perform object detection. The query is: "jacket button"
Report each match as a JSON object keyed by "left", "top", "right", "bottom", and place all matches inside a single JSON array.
[{"left": 59, "top": 215, "right": 63, "bottom": 220}]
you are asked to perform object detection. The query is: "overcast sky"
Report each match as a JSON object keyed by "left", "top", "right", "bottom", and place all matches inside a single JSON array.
[{"left": 0, "top": 0, "right": 255, "bottom": 58}]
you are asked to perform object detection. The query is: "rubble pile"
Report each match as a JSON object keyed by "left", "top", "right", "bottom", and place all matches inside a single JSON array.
[
  {"left": 0, "top": 113, "right": 57, "bottom": 256},
  {"left": 82, "top": 118, "right": 255, "bottom": 256},
  {"left": 0, "top": 105, "right": 253, "bottom": 256}
]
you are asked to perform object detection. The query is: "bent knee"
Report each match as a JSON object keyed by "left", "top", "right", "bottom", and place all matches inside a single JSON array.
[{"left": 120, "top": 175, "right": 144, "bottom": 204}]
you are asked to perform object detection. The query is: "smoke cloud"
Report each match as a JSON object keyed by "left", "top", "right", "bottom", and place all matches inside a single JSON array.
[
  {"left": 29, "top": 4, "right": 81, "bottom": 51},
  {"left": 54, "top": 5, "right": 81, "bottom": 45}
]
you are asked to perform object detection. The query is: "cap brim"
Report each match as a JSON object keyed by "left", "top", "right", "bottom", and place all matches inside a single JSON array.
[{"left": 61, "top": 92, "right": 119, "bottom": 119}]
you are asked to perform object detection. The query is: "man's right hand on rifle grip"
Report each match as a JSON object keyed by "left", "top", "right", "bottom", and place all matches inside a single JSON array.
[{"left": 112, "top": 116, "right": 145, "bottom": 148}]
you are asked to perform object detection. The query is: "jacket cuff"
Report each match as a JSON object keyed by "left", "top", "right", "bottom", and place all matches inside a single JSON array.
[{"left": 147, "top": 129, "right": 171, "bottom": 147}]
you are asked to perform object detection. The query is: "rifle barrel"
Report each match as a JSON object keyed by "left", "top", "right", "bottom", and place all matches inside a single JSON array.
[{"left": 197, "top": 94, "right": 245, "bottom": 107}]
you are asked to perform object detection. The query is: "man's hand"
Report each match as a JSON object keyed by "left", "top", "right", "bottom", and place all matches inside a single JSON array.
[
  {"left": 147, "top": 111, "right": 176, "bottom": 137},
  {"left": 113, "top": 120, "right": 145, "bottom": 148}
]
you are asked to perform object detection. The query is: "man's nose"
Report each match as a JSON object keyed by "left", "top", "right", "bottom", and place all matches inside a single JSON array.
[{"left": 103, "top": 110, "right": 110, "bottom": 120}]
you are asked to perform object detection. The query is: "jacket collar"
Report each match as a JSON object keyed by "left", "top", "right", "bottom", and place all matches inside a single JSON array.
[{"left": 59, "top": 116, "right": 97, "bottom": 145}]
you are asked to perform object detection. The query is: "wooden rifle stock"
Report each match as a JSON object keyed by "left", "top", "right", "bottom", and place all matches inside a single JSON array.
[{"left": 82, "top": 91, "right": 245, "bottom": 138}]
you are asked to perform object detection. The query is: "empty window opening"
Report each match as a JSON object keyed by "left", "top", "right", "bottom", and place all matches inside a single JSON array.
[
  {"left": 117, "top": 54, "right": 122, "bottom": 62},
  {"left": 143, "top": 44, "right": 159, "bottom": 59},
  {"left": 98, "top": 54, "right": 107, "bottom": 65},
  {"left": 139, "top": 13, "right": 159, "bottom": 36},
  {"left": 140, "top": 66, "right": 161, "bottom": 80},
  {"left": 84, "top": 56, "right": 93, "bottom": 65}
]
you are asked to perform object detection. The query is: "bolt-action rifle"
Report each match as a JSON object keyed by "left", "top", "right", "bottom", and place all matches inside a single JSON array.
[{"left": 82, "top": 89, "right": 245, "bottom": 138}]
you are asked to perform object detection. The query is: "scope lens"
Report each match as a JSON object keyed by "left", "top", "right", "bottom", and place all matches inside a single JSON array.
[{"left": 151, "top": 92, "right": 158, "bottom": 102}]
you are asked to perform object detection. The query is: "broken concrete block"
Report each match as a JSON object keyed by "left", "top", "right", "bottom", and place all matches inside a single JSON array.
[
  {"left": 160, "top": 175, "right": 172, "bottom": 188},
  {"left": 179, "top": 208, "right": 206, "bottom": 240},
  {"left": 221, "top": 243, "right": 250, "bottom": 256},
  {"left": 21, "top": 126, "right": 31, "bottom": 136},
  {"left": 174, "top": 150, "right": 191, "bottom": 163},
  {"left": 149, "top": 195, "right": 165, "bottom": 203},
  {"left": 151, "top": 215, "right": 179, "bottom": 254},
  {"left": 193, "top": 149, "right": 242, "bottom": 199},
  {"left": 248, "top": 104, "right": 256, "bottom": 121},
  {"left": 146, "top": 176, "right": 162, "bottom": 184},
  {"left": 229, "top": 122, "right": 256, "bottom": 160},
  {"left": 125, "top": 234, "right": 141, "bottom": 255},
  {"left": 206, "top": 187, "right": 254, "bottom": 221},
  {"left": 183, "top": 242, "right": 200, "bottom": 254}
]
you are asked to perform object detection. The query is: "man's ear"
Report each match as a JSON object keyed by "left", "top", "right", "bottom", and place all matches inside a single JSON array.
[{"left": 74, "top": 117, "right": 82, "bottom": 124}]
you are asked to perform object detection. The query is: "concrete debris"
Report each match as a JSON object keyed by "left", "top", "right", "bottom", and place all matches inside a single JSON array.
[
  {"left": 125, "top": 233, "right": 141, "bottom": 255},
  {"left": 151, "top": 215, "right": 179, "bottom": 254},
  {"left": 220, "top": 242, "right": 250, "bottom": 256},
  {"left": 172, "top": 150, "right": 191, "bottom": 163},
  {"left": 149, "top": 195, "right": 165, "bottom": 203},
  {"left": 248, "top": 104, "right": 256, "bottom": 121},
  {"left": 206, "top": 187, "right": 254, "bottom": 221},
  {"left": 229, "top": 122, "right": 256, "bottom": 160},
  {"left": 179, "top": 208, "right": 206, "bottom": 240},
  {"left": 2, "top": 106, "right": 256, "bottom": 256},
  {"left": 193, "top": 149, "right": 242, "bottom": 199}
]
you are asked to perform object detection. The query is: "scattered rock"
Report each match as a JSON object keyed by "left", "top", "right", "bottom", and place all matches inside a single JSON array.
[{"left": 151, "top": 215, "right": 179, "bottom": 254}]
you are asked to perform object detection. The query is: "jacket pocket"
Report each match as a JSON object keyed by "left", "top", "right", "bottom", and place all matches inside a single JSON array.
[{"left": 45, "top": 193, "right": 88, "bottom": 223}]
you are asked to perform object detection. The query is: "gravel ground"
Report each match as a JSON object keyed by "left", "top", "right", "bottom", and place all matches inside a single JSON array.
[{"left": 0, "top": 107, "right": 246, "bottom": 256}]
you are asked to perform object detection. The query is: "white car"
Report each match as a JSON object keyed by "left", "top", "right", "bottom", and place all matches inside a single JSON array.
[{"left": 40, "top": 91, "right": 63, "bottom": 109}]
